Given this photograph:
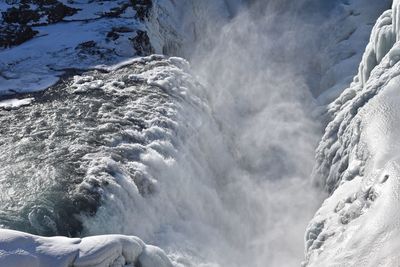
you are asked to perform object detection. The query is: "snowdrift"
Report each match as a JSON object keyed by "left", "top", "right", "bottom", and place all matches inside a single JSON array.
[{"left": 0, "top": 229, "right": 172, "bottom": 267}]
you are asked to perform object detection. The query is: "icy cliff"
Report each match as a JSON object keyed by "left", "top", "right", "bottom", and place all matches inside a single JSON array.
[
  {"left": 305, "top": 0, "right": 400, "bottom": 266},
  {"left": 317, "top": 0, "right": 391, "bottom": 103}
]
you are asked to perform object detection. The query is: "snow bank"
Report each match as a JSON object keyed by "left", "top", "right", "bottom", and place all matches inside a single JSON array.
[
  {"left": 305, "top": 1, "right": 400, "bottom": 265},
  {"left": 0, "top": 229, "right": 173, "bottom": 267}
]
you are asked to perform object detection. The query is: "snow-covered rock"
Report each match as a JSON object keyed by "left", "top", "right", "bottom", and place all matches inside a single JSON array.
[
  {"left": 305, "top": 0, "right": 400, "bottom": 266},
  {"left": 0, "top": 229, "right": 173, "bottom": 267},
  {"left": 0, "top": 0, "right": 154, "bottom": 95},
  {"left": 0, "top": 0, "right": 244, "bottom": 95}
]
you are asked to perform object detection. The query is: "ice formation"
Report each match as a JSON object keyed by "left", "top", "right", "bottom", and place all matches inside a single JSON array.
[
  {"left": 0, "top": 97, "right": 33, "bottom": 109},
  {"left": 0, "top": 229, "right": 172, "bottom": 267},
  {"left": 305, "top": 0, "right": 400, "bottom": 266},
  {"left": 317, "top": 0, "right": 391, "bottom": 103}
]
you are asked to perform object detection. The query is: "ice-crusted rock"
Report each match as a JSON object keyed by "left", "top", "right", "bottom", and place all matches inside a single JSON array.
[
  {"left": 305, "top": 1, "right": 400, "bottom": 266},
  {"left": 0, "top": 229, "right": 173, "bottom": 267},
  {"left": 142, "top": 0, "right": 244, "bottom": 57}
]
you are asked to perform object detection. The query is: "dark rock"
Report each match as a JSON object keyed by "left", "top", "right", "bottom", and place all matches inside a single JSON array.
[
  {"left": 113, "top": 26, "right": 134, "bottom": 33},
  {"left": 130, "top": 0, "right": 152, "bottom": 20},
  {"left": 103, "top": 3, "right": 130, "bottom": 18},
  {"left": 1, "top": 0, "right": 78, "bottom": 26},
  {"left": 75, "top": 40, "right": 115, "bottom": 60},
  {"left": 107, "top": 31, "right": 120, "bottom": 41},
  {"left": 0, "top": 24, "right": 38, "bottom": 48},
  {"left": 2, "top": 7, "right": 41, "bottom": 24},
  {"left": 46, "top": 2, "right": 78, "bottom": 24},
  {"left": 0, "top": 0, "right": 78, "bottom": 47},
  {"left": 106, "top": 27, "right": 134, "bottom": 41},
  {"left": 76, "top": 40, "right": 96, "bottom": 49},
  {"left": 131, "top": 30, "right": 154, "bottom": 56}
]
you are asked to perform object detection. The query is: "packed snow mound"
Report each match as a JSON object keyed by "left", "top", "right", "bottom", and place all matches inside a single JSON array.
[
  {"left": 305, "top": 1, "right": 400, "bottom": 266},
  {"left": 0, "top": 229, "right": 173, "bottom": 267}
]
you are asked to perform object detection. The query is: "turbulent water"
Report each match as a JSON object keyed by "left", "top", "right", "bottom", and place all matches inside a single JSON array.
[{"left": 0, "top": 0, "right": 346, "bottom": 266}]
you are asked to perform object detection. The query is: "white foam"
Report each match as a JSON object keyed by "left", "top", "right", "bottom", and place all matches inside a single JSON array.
[{"left": 0, "top": 98, "right": 34, "bottom": 109}]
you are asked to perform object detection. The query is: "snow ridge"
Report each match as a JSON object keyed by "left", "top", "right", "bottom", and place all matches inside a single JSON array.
[{"left": 0, "top": 229, "right": 173, "bottom": 267}]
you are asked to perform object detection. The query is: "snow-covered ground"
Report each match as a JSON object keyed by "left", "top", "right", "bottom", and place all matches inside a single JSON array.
[
  {"left": 0, "top": 0, "right": 146, "bottom": 95},
  {"left": 0, "top": 0, "right": 241, "bottom": 96}
]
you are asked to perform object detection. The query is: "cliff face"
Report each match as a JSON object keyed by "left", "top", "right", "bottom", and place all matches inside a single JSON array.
[{"left": 306, "top": 1, "right": 400, "bottom": 266}]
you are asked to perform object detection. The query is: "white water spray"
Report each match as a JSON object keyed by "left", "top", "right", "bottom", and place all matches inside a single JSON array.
[
  {"left": 0, "top": 1, "right": 329, "bottom": 266},
  {"left": 184, "top": 1, "right": 327, "bottom": 266},
  {"left": 85, "top": 1, "right": 326, "bottom": 266}
]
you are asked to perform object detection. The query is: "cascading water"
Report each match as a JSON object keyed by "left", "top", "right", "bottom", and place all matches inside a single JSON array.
[
  {"left": 82, "top": 1, "right": 327, "bottom": 265},
  {"left": 175, "top": 1, "right": 328, "bottom": 265},
  {"left": 0, "top": 0, "right": 347, "bottom": 266}
]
